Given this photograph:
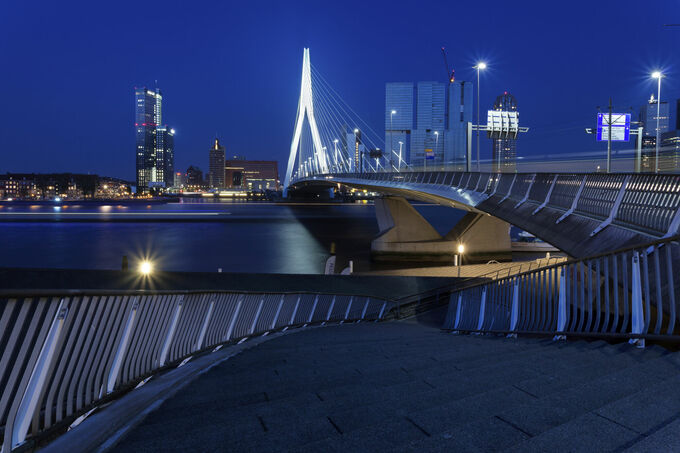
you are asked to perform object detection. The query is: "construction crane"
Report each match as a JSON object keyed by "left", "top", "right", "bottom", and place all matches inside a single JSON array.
[{"left": 441, "top": 47, "right": 455, "bottom": 84}]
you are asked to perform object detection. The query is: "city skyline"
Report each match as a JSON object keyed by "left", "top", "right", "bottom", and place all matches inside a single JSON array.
[{"left": 0, "top": 0, "right": 678, "bottom": 180}]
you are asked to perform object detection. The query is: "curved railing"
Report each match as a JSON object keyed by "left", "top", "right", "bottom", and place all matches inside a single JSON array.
[
  {"left": 442, "top": 235, "right": 680, "bottom": 343},
  {"left": 0, "top": 290, "right": 390, "bottom": 451}
]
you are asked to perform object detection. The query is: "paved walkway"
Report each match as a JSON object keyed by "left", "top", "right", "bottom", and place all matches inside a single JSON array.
[{"left": 116, "top": 319, "right": 680, "bottom": 452}]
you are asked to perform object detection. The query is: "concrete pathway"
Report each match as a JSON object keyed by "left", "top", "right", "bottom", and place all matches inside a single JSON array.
[{"left": 115, "top": 320, "right": 680, "bottom": 452}]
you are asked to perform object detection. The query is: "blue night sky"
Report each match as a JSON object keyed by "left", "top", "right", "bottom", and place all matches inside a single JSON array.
[{"left": 0, "top": 0, "right": 678, "bottom": 180}]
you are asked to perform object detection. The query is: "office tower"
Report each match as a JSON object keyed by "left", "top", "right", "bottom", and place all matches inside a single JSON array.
[
  {"left": 491, "top": 92, "right": 519, "bottom": 173},
  {"left": 209, "top": 138, "right": 226, "bottom": 188},
  {"left": 385, "top": 80, "right": 473, "bottom": 168},
  {"left": 134, "top": 86, "right": 175, "bottom": 193},
  {"left": 155, "top": 126, "right": 175, "bottom": 187},
  {"left": 640, "top": 94, "right": 669, "bottom": 136}
]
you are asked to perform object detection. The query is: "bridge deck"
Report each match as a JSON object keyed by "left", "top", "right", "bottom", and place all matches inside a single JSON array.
[{"left": 114, "top": 318, "right": 680, "bottom": 452}]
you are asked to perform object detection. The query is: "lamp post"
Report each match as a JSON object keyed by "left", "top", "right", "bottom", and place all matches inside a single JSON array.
[
  {"left": 652, "top": 71, "right": 663, "bottom": 173},
  {"left": 398, "top": 141, "right": 403, "bottom": 170},
  {"left": 390, "top": 109, "right": 397, "bottom": 171},
  {"left": 475, "top": 62, "right": 487, "bottom": 172},
  {"left": 353, "top": 128, "right": 360, "bottom": 173},
  {"left": 434, "top": 131, "right": 439, "bottom": 170},
  {"left": 457, "top": 244, "right": 465, "bottom": 278}
]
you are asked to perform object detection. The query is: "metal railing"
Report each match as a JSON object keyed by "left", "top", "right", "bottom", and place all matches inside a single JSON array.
[
  {"left": 474, "top": 257, "right": 567, "bottom": 281},
  {"left": 303, "top": 171, "right": 680, "bottom": 240},
  {"left": 294, "top": 149, "right": 680, "bottom": 179},
  {"left": 442, "top": 235, "right": 680, "bottom": 343},
  {"left": 0, "top": 290, "right": 390, "bottom": 451}
]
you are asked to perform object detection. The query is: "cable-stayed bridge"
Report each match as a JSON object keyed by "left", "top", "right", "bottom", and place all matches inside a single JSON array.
[
  {"left": 285, "top": 48, "right": 680, "bottom": 260},
  {"left": 4, "top": 48, "right": 680, "bottom": 453}
]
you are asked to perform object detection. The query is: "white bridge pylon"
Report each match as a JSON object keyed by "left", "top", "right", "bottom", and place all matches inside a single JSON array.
[{"left": 284, "top": 48, "right": 329, "bottom": 190}]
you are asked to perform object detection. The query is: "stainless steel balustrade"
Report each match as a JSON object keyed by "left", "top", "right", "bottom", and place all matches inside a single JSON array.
[
  {"left": 442, "top": 235, "right": 680, "bottom": 341},
  {"left": 301, "top": 171, "right": 680, "bottom": 240},
  {"left": 0, "top": 291, "right": 390, "bottom": 451}
]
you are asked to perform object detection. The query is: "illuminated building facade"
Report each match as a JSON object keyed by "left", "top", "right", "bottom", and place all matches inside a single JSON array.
[
  {"left": 224, "top": 159, "right": 279, "bottom": 191},
  {"left": 491, "top": 92, "right": 519, "bottom": 173},
  {"left": 209, "top": 138, "right": 226, "bottom": 188},
  {"left": 134, "top": 87, "right": 175, "bottom": 192},
  {"left": 385, "top": 81, "right": 473, "bottom": 167}
]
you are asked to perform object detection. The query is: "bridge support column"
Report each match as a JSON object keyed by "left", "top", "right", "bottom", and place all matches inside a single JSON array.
[{"left": 371, "top": 197, "right": 512, "bottom": 263}]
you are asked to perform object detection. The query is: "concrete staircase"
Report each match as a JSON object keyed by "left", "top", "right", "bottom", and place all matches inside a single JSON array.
[{"left": 115, "top": 319, "right": 680, "bottom": 452}]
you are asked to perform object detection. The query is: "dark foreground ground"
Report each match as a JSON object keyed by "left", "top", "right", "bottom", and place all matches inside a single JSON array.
[{"left": 115, "top": 317, "right": 680, "bottom": 452}]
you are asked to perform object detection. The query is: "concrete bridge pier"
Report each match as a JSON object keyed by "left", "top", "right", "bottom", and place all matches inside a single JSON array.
[{"left": 371, "top": 197, "right": 512, "bottom": 263}]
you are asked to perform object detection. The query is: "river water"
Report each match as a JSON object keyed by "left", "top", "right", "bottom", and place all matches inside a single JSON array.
[{"left": 0, "top": 200, "right": 466, "bottom": 274}]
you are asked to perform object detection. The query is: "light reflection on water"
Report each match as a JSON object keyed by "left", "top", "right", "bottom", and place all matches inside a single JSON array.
[{"left": 0, "top": 201, "right": 465, "bottom": 274}]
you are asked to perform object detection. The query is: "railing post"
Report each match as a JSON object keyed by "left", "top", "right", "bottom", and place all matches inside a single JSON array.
[
  {"left": 225, "top": 295, "right": 243, "bottom": 340},
  {"left": 289, "top": 295, "right": 301, "bottom": 325},
  {"left": 629, "top": 251, "right": 645, "bottom": 348},
  {"left": 195, "top": 298, "right": 215, "bottom": 352},
  {"left": 507, "top": 279, "right": 520, "bottom": 338},
  {"left": 250, "top": 296, "right": 265, "bottom": 334},
  {"left": 554, "top": 269, "right": 567, "bottom": 340},
  {"left": 532, "top": 174, "right": 558, "bottom": 215},
  {"left": 106, "top": 297, "right": 139, "bottom": 394},
  {"left": 12, "top": 299, "right": 69, "bottom": 449},
  {"left": 476, "top": 287, "right": 487, "bottom": 332},
  {"left": 159, "top": 295, "right": 184, "bottom": 367},
  {"left": 271, "top": 295, "right": 285, "bottom": 329},
  {"left": 361, "top": 298, "right": 370, "bottom": 319},
  {"left": 344, "top": 296, "right": 354, "bottom": 320},
  {"left": 556, "top": 175, "right": 587, "bottom": 224},
  {"left": 326, "top": 296, "right": 336, "bottom": 321},
  {"left": 307, "top": 295, "right": 319, "bottom": 323}
]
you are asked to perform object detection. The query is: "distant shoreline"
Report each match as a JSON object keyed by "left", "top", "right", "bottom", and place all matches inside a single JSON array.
[{"left": 0, "top": 197, "right": 177, "bottom": 206}]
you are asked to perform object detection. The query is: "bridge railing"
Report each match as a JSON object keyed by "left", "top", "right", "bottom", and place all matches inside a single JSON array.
[
  {"left": 0, "top": 289, "right": 390, "bottom": 451},
  {"left": 294, "top": 149, "right": 680, "bottom": 180},
  {"left": 311, "top": 170, "right": 680, "bottom": 239},
  {"left": 442, "top": 235, "right": 680, "bottom": 342}
]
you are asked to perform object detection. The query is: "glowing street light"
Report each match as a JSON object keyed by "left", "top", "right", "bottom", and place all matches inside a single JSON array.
[
  {"left": 457, "top": 244, "right": 465, "bottom": 277},
  {"left": 475, "top": 62, "right": 487, "bottom": 171},
  {"left": 139, "top": 260, "right": 153, "bottom": 275},
  {"left": 652, "top": 71, "right": 664, "bottom": 173}
]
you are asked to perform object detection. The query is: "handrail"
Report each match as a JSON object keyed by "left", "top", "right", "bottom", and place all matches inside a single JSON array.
[
  {"left": 0, "top": 291, "right": 391, "bottom": 451},
  {"left": 442, "top": 234, "right": 680, "bottom": 343}
]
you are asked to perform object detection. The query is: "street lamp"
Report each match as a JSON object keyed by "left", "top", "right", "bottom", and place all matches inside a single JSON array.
[
  {"left": 652, "top": 71, "right": 663, "bottom": 173},
  {"left": 475, "top": 62, "right": 487, "bottom": 172},
  {"left": 433, "top": 131, "right": 439, "bottom": 171},
  {"left": 390, "top": 110, "right": 397, "bottom": 171},
  {"left": 457, "top": 244, "right": 465, "bottom": 277},
  {"left": 139, "top": 260, "right": 153, "bottom": 276},
  {"left": 333, "top": 139, "right": 339, "bottom": 172},
  {"left": 398, "top": 141, "right": 404, "bottom": 170}
]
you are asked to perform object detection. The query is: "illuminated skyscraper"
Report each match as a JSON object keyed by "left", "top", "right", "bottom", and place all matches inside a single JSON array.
[
  {"left": 134, "top": 87, "right": 175, "bottom": 192},
  {"left": 491, "top": 92, "right": 518, "bottom": 173},
  {"left": 385, "top": 81, "right": 473, "bottom": 167},
  {"left": 209, "top": 138, "right": 226, "bottom": 188}
]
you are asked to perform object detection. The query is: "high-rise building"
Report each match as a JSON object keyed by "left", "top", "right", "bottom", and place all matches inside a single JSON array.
[
  {"left": 640, "top": 94, "right": 669, "bottom": 136},
  {"left": 155, "top": 126, "right": 175, "bottom": 187},
  {"left": 134, "top": 87, "right": 175, "bottom": 193},
  {"left": 385, "top": 81, "right": 473, "bottom": 168},
  {"left": 208, "top": 138, "right": 226, "bottom": 188},
  {"left": 491, "top": 92, "right": 519, "bottom": 173}
]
